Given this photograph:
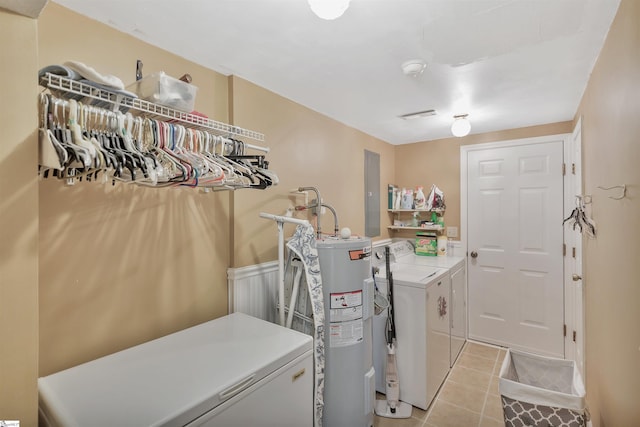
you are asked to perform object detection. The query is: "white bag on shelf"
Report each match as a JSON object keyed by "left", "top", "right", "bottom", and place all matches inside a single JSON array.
[{"left": 425, "top": 184, "right": 445, "bottom": 211}]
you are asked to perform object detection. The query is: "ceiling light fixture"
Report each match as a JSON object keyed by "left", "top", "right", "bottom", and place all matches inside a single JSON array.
[
  {"left": 451, "top": 114, "right": 471, "bottom": 137},
  {"left": 401, "top": 59, "right": 427, "bottom": 77},
  {"left": 308, "top": 0, "right": 350, "bottom": 20}
]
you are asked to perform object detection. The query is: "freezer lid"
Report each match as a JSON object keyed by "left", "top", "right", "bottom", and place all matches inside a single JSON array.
[{"left": 38, "top": 312, "right": 313, "bottom": 427}]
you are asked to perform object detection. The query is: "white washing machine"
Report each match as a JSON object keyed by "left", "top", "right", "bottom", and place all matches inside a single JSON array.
[
  {"left": 372, "top": 245, "right": 450, "bottom": 410},
  {"left": 38, "top": 312, "right": 314, "bottom": 427},
  {"left": 390, "top": 240, "right": 467, "bottom": 367}
]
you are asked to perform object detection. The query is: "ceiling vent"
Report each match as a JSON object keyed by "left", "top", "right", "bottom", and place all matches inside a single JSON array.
[{"left": 399, "top": 109, "right": 437, "bottom": 120}]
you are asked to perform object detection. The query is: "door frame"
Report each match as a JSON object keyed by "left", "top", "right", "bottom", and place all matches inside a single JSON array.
[
  {"left": 460, "top": 134, "right": 575, "bottom": 358},
  {"left": 564, "top": 118, "right": 585, "bottom": 375}
]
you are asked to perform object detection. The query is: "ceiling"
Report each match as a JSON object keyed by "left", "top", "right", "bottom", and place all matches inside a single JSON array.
[
  {"left": 0, "top": 0, "right": 47, "bottom": 18},
  {"left": 50, "top": 0, "right": 620, "bottom": 145}
]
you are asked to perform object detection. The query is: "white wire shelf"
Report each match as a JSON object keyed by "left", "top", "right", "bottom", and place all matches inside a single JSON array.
[{"left": 40, "top": 73, "right": 265, "bottom": 143}]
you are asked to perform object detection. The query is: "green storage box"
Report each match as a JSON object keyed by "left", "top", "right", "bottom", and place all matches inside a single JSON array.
[{"left": 415, "top": 232, "right": 437, "bottom": 256}]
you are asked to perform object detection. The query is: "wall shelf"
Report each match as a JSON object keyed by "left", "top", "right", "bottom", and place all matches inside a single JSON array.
[
  {"left": 40, "top": 73, "right": 265, "bottom": 143},
  {"left": 38, "top": 72, "right": 275, "bottom": 190},
  {"left": 388, "top": 208, "right": 445, "bottom": 233}
]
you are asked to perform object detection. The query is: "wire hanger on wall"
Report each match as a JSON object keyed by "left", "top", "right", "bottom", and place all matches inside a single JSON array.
[{"left": 597, "top": 184, "right": 626, "bottom": 200}]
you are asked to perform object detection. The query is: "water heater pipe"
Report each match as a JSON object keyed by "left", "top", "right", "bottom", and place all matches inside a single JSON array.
[
  {"left": 298, "top": 186, "right": 322, "bottom": 237},
  {"left": 321, "top": 203, "right": 339, "bottom": 236}
]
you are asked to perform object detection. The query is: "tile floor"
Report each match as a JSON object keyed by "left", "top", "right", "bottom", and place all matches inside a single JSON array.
[{"left": 374, "top": 341, "right": 507, "bottom": 427}]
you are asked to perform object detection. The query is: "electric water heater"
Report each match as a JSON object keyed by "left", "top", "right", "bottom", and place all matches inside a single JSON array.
[{"left": 317, "top": 235, "right": 374, "bottom": 427}]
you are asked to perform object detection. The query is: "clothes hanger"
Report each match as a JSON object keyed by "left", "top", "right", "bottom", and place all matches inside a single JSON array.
[
  {"left": 187, "top": 128, "right": 227, "bottom": 187},
  {"left": 181, "top": 126, "right": 219, "bottom": 188},
  {"left": 123, "top": 114, "right": 158, "bottom": 185},
  {"left": 217, "top": 136, "right": 253, "bottom": 176},
  {"left": 200, "top": 132, "right": 246, "bottom": 188},
  {"left": 148, "top": 119, "right": 182, "bottom": 184},
  {"left": 163, "top": 123, "right": 195, "bottom": 183},
  {"left": 105, "top": 112, "right": 140, "bottom": 182},
  {"left": 131, "top": 117, "right": 164, "bottom": 186},
  {"left": 157, "top": 121, "right": 189, "bottom": 183},
  {"left": 177, "top": 126, "right": 208, "bottom": 180},
  {"left": 38, "top": 94, "right": 67, "bottom": 171},
  {"left": 80, "top": 104, "right": 107, "bottom": 172},
  {"left": 90, "top": 108, "right": 120, "bottom": 175},
  {"left": 119, "top": 112, "right": 151, "bottom": 180},
  {"left": 211, "top": 137, "right": 254, "bottom": 188},
  {"left": 68, "top": 99, "right": 98, "bottom": 162},
  {"left": 92, "top": 109, "right": 124, "bottom": 180},
  {"left": 563, "top": 196, "right": 596, "bottom": 238},
  {"left": 53, "top": 98, "right": 92, "bottom": 170}
]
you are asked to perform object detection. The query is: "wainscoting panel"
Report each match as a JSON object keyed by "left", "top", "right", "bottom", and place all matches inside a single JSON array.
[{"left": 227, "top": 261, "right": 278, "bottom": 323}]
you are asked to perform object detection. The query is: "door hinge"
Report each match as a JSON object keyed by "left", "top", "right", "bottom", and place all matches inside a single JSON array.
[
  {"left": 573, "top": 330, "right": 577, "bottom": 342},
  {"left": 572, "top": 163, "right": 576, "bottom": 175},
  {"left": 563, "top": 244, "right": 566, "bottom": 256},
  {"left": 562, "top": 163, "right": 566, "bottom": 176},
  {"left": 572, "top": 247, "right": 576, "bottom": 258},
  {"left": 563, "top": 324, "right": 567, "bottom": 337}
]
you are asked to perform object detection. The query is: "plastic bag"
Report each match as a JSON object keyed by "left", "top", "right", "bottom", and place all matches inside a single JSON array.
[{"left": 426, "top": 184, "right": 445, "bottom": 211}]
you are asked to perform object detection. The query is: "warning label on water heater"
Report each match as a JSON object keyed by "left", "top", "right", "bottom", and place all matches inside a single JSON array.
[{"left": 329, "top": 290, "right": 363, "bottom": 347}]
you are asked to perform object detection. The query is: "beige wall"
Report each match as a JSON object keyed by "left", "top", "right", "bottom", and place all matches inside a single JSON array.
[
  {"left": 37, "top": 3, "right": 232, "bottom": 376},
  {"left": 0, "top": 9, "right": 39, "bottom": 426},
  {"left": 37, "top": 4, "right": 229, "bottom": 123},
  {"left": 575, "top": 0, "right": 640, "bottom": 425},
  {"left": 229, "top": 76, "right": 395, "bottom": 267},
  {"left": 394, "top": 122, "right": 572, "bottom": 238}
]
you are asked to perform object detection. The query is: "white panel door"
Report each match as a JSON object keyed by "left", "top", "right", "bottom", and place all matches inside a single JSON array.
[{"left": 467, "top": 138, "right": 564, "bottom": 357}]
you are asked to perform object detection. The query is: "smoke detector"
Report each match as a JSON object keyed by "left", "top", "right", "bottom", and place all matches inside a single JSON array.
[{"left": 401, "top": 59, "right": 427, "bottom": 77}]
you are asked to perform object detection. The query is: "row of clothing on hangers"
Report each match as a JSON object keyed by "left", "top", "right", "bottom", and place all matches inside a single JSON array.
[{"left": 38, "top": 93, "right": 277, "bottom": 189}]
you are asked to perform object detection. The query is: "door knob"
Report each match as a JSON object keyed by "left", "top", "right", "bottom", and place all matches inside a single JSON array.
[
  {"left": 572, "top": 274, "right": 582, "bottom": 281},
  {"left": 470, "top": 251, "right": 478, "bottom": 259}
]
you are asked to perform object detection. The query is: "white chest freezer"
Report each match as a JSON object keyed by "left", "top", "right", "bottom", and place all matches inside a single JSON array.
[{"left": 38, "top": 312, "right": 314, "bottom": 427}]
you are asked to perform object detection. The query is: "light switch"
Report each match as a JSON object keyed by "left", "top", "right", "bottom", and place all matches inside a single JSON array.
[{"left": 446, "top": 226, "right": 458, "bottom": 238}]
